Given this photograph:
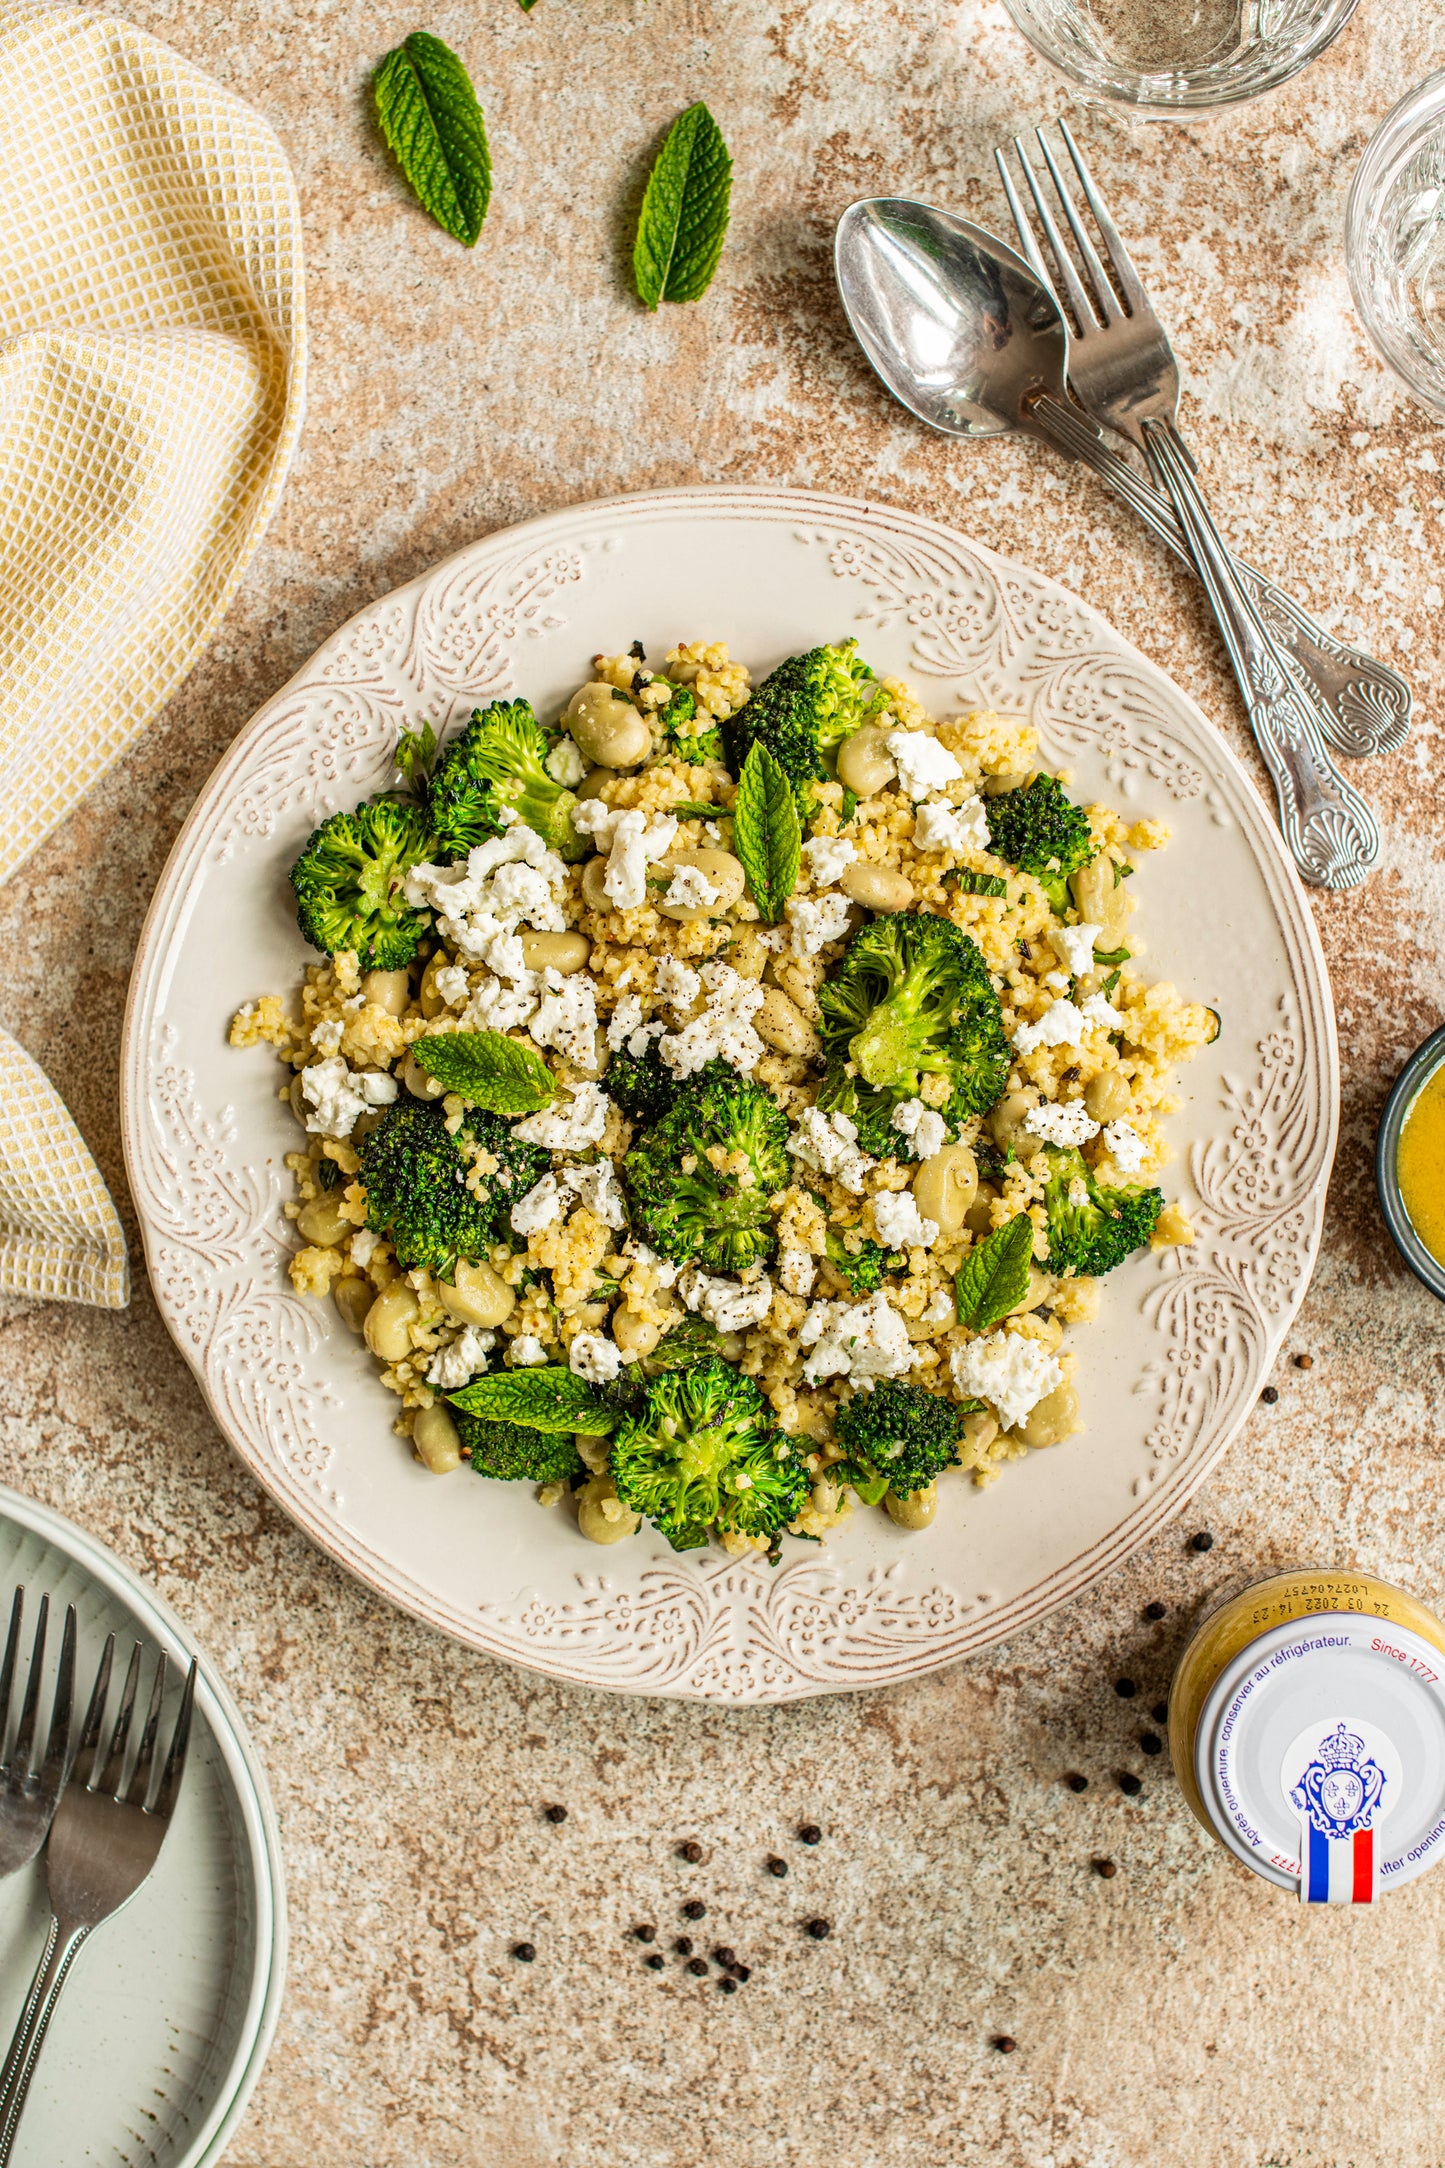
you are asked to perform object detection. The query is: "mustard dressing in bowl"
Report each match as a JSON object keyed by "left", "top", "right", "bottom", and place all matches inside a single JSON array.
[{"left": 1378, "top": 1025, "right": 1445, "bottom": 1300}]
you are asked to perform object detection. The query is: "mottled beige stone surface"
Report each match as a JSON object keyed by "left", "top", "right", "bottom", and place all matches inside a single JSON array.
[{"left": 2, "top": 1, "right": 1445, "bottom": 2162}]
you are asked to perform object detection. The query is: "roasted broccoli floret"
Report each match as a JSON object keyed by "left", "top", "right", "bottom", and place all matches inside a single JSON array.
[
  {"left": 984, "top": 775, "right": 1097, "bottom": 913},
  {"left": 453, "top": 1411, "right": 584, "bottom": 1484},
  {"left": 610, "top": 1357, "right": 808, "bottom": 1550},
  {"left": 825, "top": 1225, "right": 890, "bottom": 1296},
  {"left": 605, "top": 1039, "right": 732, "bottom": 1131},
  {"left": 817, "top": 913, "right": 1010, "bottom": 1154},
  {"left": 726, "top": 639, "right": 887, "bottom": 809},
  {"left": 428, "top": 699, "right": 587, "bottom": 863},
  {"left": 654, "top": 679, "right": 726, "bottom": 767},
  {"left": 833, "top": 1380, "right": 964, "bottom": 1504},
  {"left": 290, "top": 800, "right": 434, "bottom": 970},
  {"left": 624, "top": 1073, "right": 790, "bottom": 1275},
  {"left": 359, "top": 1098, "right": 548, "bottom": 1276},
  {"left": 1040, "top": 1145, "right": 1163, "bottom": 1276}
]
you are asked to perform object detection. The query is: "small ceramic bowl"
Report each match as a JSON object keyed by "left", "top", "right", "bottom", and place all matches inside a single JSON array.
[{"left": 1377, "top": 1024, "right": 1445, "bottom": 1302}]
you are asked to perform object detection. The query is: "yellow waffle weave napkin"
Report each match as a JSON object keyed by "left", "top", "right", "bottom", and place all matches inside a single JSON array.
[{"left": 0, "top": 0, "right": 307, "bottom": 1307}]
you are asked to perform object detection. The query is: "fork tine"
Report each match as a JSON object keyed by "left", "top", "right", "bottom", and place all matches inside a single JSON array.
[
  {"left": 1008, "top": 136, "right": 1102, "bottom": 335},
  {"left": 96, "top": 1642, "right": 141, "bottom": 1798},
  {"left": 151, "top": 1659, "right": 197, "bottom": 1822},
  {"left": 38, "top": 1606, "right": 76, "bottom": 1792},
  {"left": 993, "top": 148, "right": 1055, "bottom": 294},
  {"left": 124, "top": 1656, "right": 167, "bottom": 1809},
  {"left": 0, "top": 1588, "right": 23, "bottom": 1769},
  {"left": 1033, "top": 128, "right": 1126, "bottom": 327},
  {"left": 1055, "top": 117, "right": 1151, "bottom": 313},
  {"left": 71, "top": 1632, "right": 115, "bottom": 1789},
  {"left": 11, "top": 1594, "right": 48, "bottom": 1778}
]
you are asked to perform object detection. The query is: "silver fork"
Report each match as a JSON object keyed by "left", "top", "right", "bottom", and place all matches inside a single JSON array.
[
  {"left": 999, "top": 119, "right": 1383, "bottom": 893},
  {"left": 0, "top": 1592, "right": 76, "bottom": 1883},
  {"left": 0, "top": 1636, "right": 196, "bottom": 2165}
]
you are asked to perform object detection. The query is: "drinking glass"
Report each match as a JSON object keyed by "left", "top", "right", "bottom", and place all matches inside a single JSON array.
[
  {"left": 1347, "top": 70, "right": 1445, "bottom": 419},
  {"left": 999, "top": 0, "right": 1361, "bottom": 118}
]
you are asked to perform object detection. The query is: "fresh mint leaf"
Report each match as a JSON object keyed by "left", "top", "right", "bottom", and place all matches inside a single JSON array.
[
  {"left": 413, "top": 1030, "right": 554, "bottom": 1113},
  {"left": 954, "top": 1214, "right": 1034, "bottom": 1332},
  {"left": 633, "top": 102, "right": 732, "bottom": 309},
  {"left": 1093, "top": 944, "right": 1131, "bottom": 966},
  {"left": 373, "top": 32, "right": 492, "bottom": 247},
  {"left": 447, "top": 1368, "right": 617, "bottom": 1435},
  {"left": 733, "top": 743, "right": 800, "bottom": 922},
  {"left": 839, "top": 788, "right": 859, "bottom": 828},
  {"left": 669, "top": 802, "right": 728, "bottom": 821},
  {"left": 949, "top": 869, "right": 1009, "bottom": 898}
]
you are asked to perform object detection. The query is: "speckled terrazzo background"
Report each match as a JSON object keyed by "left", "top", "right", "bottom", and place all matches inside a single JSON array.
[{"left": 2, "top": 2, "right": 1445, "bottom": 2162}]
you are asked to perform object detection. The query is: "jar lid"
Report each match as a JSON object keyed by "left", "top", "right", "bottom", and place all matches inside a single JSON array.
[{"left": 1194, "top": 1613, "right": 1445, "bottom": 1903}]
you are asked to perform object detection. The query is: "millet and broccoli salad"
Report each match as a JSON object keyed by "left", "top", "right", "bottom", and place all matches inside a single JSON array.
[{"left": 230, "top": 636, "right": 1215, "bottom": 1557}]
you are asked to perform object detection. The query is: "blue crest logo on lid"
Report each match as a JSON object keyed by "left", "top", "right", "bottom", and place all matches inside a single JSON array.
[{"left": 1290, "top": 1723, "right": 1386, "bottom": 1839}]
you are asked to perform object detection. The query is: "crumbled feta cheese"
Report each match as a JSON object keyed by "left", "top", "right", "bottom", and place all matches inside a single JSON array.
[
  {"left": 799, "top": 1290, "right": 913, "bottom": 1386},
  {"left": 786, "top": 892, "right": 853, "bottom": 958},
  {"left": 923, "top": 1286, "right": 956, "bottom": 1325},
  {"left": 1080, "top": 991, "right": 1126, "bottom": 1032},
  {"left": 1011, "top": 998, "right": 1086, "bottom": 1056},
  {"left": 802, "top": 834, "right": 857, "bottom": 886},
  {"left": 426, "top": 1325, "right": 496, "bottom": 1389},
  {"left": 513, "top": 1083, "right": 610, "bottom": 1151},
  {"left": 891, "top": 1099, "right": 948, "bottom": 1161},
  {"left": 464, "top": 978, "right": 540, "bottom": 1035},
  {"left": 603, "top": 810, "right": 678, "bottom": 911},
  {"left": 477, "top": 931, "right": 534, "bottom": 985},
  {"left": 679, "top": 1267, "right": 774, "bottom": 1332},
  {"left": 661, "top": 962, "right": 764, "bottom": 1078},
  {"left": 511, "top": 1173, "right": 563, "bottom": 1236},
  {"left": 885, "top": 729, "right": 964, "bottom": 800},
  {"left": 530, "top": 971, "right": 599, "bottom": 1070},
  {"left": 572, "top": 796, "right": 616, "bottom": 842},
  {"left": 570, "top": 1332, "right": 624, "bottom": 1384},
  {"left": 545, "top": 733, "right": 588, "bottom": 787},
  {"left": 1043, "top": 970, "right": 1069, "bottom": 991},
  {"left": 404, "top": 830, "right": 569, "bottom": 956},
  {"left": 654, "top": 957, "right": 701, "bottom": 1012},
  {"left": 787, "top": 1107, "right": 876, "bottom": 1195},
  {"left": 310, "top": 1017, "right": 343, "bottom": 1056},
  {"left": 872, "top": 1189, "right": 939, "bottom": 1251},
  {"left": 663, "top": 864, "right": 722, "bottom": 912},
  {"left": 359, "top": 1071, "right": 397, "bottom": 1104},
  {"left": 509, "top": 1335, "right": 550, "bottom": 1367},
  {"left": 562, "top": 1157, "right": 627, "bottom": 1230},
  {"left": 1024, "top": 1101, "right": 1100, "bottom": 1147},
  {"left": 607, "top": 994, "right": 646, "bottom": 1052},
  {"left": 1049, "top": 922, "right": 1103, "bottom": 976},
  {"left": 1103, "top": 1120, "right": 1148, "bottom": 1175},
  {"left": 912, "top": 795, "right": 990, "bottom": 855},
  {"left": 299, "top": 1055, "right": 371, "bottom": 1138},
  {"left": 433, "top": 962, "right": 471, "bottom": 1009},
  {"left": 779, "top": 1246, "right": 817, "bottom": 1297},
  {"left": 349, "top": 1227, "right": 382, "bottom": 1268},
  {"left": 951, "top": 1332, "right": 1062, "bottom": 1432}
]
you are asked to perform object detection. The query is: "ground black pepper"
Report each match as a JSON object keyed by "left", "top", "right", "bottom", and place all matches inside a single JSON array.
[
  {"left": 1140, "top": 1732, "right": 1162, "bottom": 1755},
  {"left": 766, "top": 1855, "right": 788, "bottom": 1876},
  {"left": 512, "top": 1943, "right": 536, "bottom": 1962},
  {"left": 1118, "top": 1772, "right": 1143, "bottom": 1797},
  {"left": 687, "top": 1957, "right": 709, "bottom": 1977},
  {"left": 1094, "top": 1858, "right": 1117, "bottom": 1879},
  {"left": 805, "top": 1917, "right": 831, "bottom": 1939},
  {"left": 543, "top": 1804, "right": 567, "bottom": 1824},
  {"left": 1065, "top": 1773, "right": 1089, "bottom": 1793},
  {"left": 682, "top": 1899, "right": 706, "bottom": 1921},
  {"left": 1143, "top": 1601, "right": 1167, "bottom": 1621},
  {"left": 1190, "top": 1530, "right": 1214, "bottom": 1552},
  {"left": 798, "top": 1824, "right": 823, "bottom": 1845},
  {"left": 1114, "top": 1678, "right": 1136, "bottom": 1699},
  {"left": 678, "top": 1839, "right": 703, "bottom": 1862}
]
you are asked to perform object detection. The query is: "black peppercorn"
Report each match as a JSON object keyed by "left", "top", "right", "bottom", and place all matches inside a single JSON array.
[
  {"left": 512, "top": 1942, "right": 536, "bottom": 1962},
  {"left": 1190, "top": 1530, "right": 1214, "bottom": 1553},
  {"left": 543, "top": 1804, "right": 567, "bottom": 1824},
  {"left": 713, "top": 1946, "right": 736, "bottom": 1967},
  {"left": 1065, "top": 1772, "right": 1089, "bottom": 1793},
  {"left": 644, "top": 1952, "right": 664, "bottom": 1971},
  {"left": 674, "top": 1937, "right": 693, "bottom": 1956},
  {"left": 718, "top": 1976, "right": 737, "bottom": 1994},
  {"left": 731, "top": 1963, "right": 751, "bottom": 1982},
  {"left": 1114, "top": 1678, "right": 1136, "bottom": 1699},
  {"left": 1152, "top": 1701, "right": 1169, "bottom": 1725},
  {"left": 1094, "top": 1858, "right": 1117, "bottom": 1879},
  {"left": 1143, "top": 1601, "right": 1167, "bottom": 1621},
  {"left": 798, "top": 1823, "right": 823, "bottom": 1845},
  {"left": 682, "top": 1899, "right": 706, "bottom": 1921},
  {"left": 766, "top": 1855, "right": 788, "bottom": 1877},
  {"left": 687, "top": 1957, "right": 709, "bottom": 1977},
  {"left": 678, "top": 1839, "right": 703, "bottom": 1863},
  {"left": 805, "top": 1916, "right": 831, "bottom": 1940},
  {"left": 1140, "top": 1732, "right": 1163, "bottom": 1755},
  {"left": 634, "top": 1924, "right": 656, "bottom": 1943},
  {"left": 1119, "top": 1772, "right": 1143, "bottom": 1797},
  {"left": 1260, "top": 1386, "right": 1278, "bottom": 1405},
  {"left": 993, "top": 2035, "right": 1017, "bottom": 2054}
]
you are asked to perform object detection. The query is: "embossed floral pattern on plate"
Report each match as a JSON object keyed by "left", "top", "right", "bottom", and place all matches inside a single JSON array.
[{"left": 121, "top": 488, "right": 1337, "bottom": 1703}]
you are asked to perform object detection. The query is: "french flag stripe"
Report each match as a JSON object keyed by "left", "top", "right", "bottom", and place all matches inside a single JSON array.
[{"left": 1304, "top": 1825, "right": 1375, "bottom": 1903}]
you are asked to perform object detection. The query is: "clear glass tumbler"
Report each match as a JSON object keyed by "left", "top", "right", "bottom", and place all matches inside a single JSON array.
[
  {"left": 1346, "top": 70, "right": 1445, "bottom": 420},
  {"left": 999, "top": 0, "right": 1361, "bottom": 118}
]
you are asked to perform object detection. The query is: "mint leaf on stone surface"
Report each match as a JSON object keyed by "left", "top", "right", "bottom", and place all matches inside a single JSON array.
[
  {"left": 633, "top": 102, "right": 732, "bottom": 310},
  {"left": 373, "top": 31, "right": 491, "bottom": 247}
]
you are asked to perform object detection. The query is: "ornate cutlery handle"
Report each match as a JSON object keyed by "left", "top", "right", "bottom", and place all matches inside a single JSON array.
[
  {"left": 0, "top": 1911, "right": 91, "bottom": 2166},
  {"left": 1029, "top": 396, "right": 1412, "bottom": 761},
  {"left": 1143, "top": 420, "right": 1381, "bottom": 891}
]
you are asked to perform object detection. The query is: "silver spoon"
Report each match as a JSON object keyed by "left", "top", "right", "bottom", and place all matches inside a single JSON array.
[{"left": 834, "top": 195, "right": 1410, "bottom": 765}]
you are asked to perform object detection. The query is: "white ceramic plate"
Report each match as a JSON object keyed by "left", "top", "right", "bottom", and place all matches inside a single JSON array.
[
  {"left": 0, "top": 1486, "right": 284, "bottom": 2165},
  {"left": 121, "top": 487, "right": 1337, "bottom": 1704}
]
